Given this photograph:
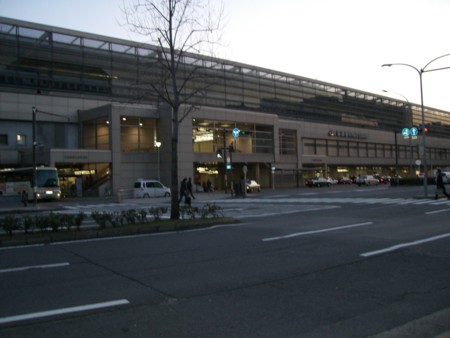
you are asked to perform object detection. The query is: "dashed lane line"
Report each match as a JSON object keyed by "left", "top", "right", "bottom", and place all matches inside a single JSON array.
[
  {"left": 262, "top": 222, "right": 373, "bottom": 242},
  {"left": 360, "top": 233, "right": 450, "bottom": 257},
  {"left": 0, "top": 299, "right": 130, "bottom": 325},
  {"left": 0, "top": 262, "right": 70, "bottom": 274}
]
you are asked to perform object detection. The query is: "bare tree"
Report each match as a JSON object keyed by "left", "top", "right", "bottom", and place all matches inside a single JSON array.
[{"left": 121, "top": 0, "right": 224, "bottom": 219}]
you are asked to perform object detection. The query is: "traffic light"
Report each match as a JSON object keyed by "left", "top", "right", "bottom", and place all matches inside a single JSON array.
[{"left": 417, "top": 126, "right": 429, "bottom": 134}]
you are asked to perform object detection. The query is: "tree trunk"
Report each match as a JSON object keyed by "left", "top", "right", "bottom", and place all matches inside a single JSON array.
[{"left": 170, "top": 104, "right": 180, "bottom": 219}]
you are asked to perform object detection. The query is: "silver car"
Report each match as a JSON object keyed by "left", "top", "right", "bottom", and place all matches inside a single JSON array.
[{"left": 355, "top": 175, "right": 379, "bottom": 186}]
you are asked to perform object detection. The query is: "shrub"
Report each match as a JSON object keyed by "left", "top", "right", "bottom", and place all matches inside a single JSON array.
[
  {"left": 22, "top": 215, "right": 35, "bottom": 233},
  {"left": 198, "top": 203, "right": 223, "bottom": 218},
  {"left": 35, "top": 215, "right": 50, "bottom": 232},
  {"left": 48, "top": 212, "right": 62, "bottom": 232},
  {"left": 60, "top": 214, "right": 75, "bottom": 231},
  {"left": 149, "top": 206, "right": 168, "bottom": 222},
  {"left": 74, "top": 212, "right": 85, "bottom": 231},
  {"left": 1, "top": 216, "right": 21, "bottom": 235},
  {"left": 122, "top": 209, "right": 138, "bottom": 225},
  {"left": 137, "top": 209, "right": 148, "bottom": 223},
  {"left": 91, "top": 211, "right": 108, "bottom": 229}
]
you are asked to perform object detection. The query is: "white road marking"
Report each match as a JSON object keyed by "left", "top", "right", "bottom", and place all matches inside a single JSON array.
[
  {"left": 0, "top": 262, "right": 70, "bottom": 274},
  {"left": 0, "top": 299, "right": 130, "bottom": 325},
  {"left": 262, "top": 222, "right": 373, "bottom": 242},
  {"left": 425, "top": 208, "right": 450, "bottom": 215},
  {"left": 360, "top": 233, "right": 450, "bottom": 257},
  {"left": 0, "top": 244, "right": 44, "bottom": 251}
]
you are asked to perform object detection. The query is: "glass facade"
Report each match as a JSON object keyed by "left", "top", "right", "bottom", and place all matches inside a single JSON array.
[
  {"left": 82, "top": 118, "right": 110, "bottom": 150},
  {"left": 192, "top": 119, "right": 273, "bottom": 155},
  {"left": 302, "top": 136, "right": 450, "bottom": 162},
  {"left": 120, "top": 117, "right": 157, "bottom": 152},
  {"left": 279, "top": 129, "right": 297, "bottom": 155},
  {"left": 2, "top": 18, "right": 450, "bottom": 138},
  {"left": 2, "top": 17, "right": 450, "bottom": 191}
]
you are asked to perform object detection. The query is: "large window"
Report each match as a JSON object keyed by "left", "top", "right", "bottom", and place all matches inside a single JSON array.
[
  {"left": 279, "top": 129, "right": 297, "bottom": 155},
  {"left": 302, "top": 137, "right": 410, "bottom": 160},
  {"left": 0, "top": 134, "right": 8, "bottom": 146},
  {"left": 120, "top": 116, "right": 157, "bottom": 152},
  {"left": 192, "top": 119, "right": 273, "bottom": 155},
  {"left": 82, "top": 117, "right": 110, "bottom": 150}
]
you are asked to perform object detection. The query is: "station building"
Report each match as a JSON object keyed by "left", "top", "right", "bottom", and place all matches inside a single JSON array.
[{"left": 1, "top": 17, "right": 450, "bottom": 197}]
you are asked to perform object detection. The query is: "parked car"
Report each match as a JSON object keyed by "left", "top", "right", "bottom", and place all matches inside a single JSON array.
[
  {"left": 246, "top": 180, "right": 261, "bottom": 192},
  {"left": 442, "top": 172, "right": 450, "bottom": 184},
  {"left": 355, "top": 175, "right": 379, "bottom": 186},
  {"left": 327, "top": 177, "right": 338, "bottom": 185},
  {"left": 374, "top": 175, "right": 391, "bottom": 184},
  {"left": 133, "top": 179, "right": 171, "bottom": 198},
  {"left": 338, "top": 176, "right": 353, "bottom": 184},
  {"left": 306, "top": 177, "right": 331, "bottom": 187}
]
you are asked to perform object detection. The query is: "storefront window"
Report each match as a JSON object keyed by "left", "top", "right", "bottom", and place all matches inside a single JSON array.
[{"left": 192, "top": 119, "right": 215, "bottom": 153}]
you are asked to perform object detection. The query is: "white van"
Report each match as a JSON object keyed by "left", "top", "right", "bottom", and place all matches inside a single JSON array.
[{"left": 133, "top": 179, "right": 171, "bottom": 198}]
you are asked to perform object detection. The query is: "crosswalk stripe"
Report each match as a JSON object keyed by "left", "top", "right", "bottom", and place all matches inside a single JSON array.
[{"left": 211, "top": 197, "right": 450, "bottom": 206}]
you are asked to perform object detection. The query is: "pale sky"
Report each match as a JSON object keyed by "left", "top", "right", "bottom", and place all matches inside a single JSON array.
[{"left": 1, "top": 0, "right": 450, "bottom": 112}]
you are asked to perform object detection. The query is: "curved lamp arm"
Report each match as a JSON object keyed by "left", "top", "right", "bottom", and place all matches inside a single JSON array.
[{"left": 422, "top": 53, "right": 450, "bottom": 72}]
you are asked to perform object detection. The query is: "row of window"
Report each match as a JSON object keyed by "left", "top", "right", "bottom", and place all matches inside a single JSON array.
[
  {"left": 302, "top": 138, "right": 450, "bottom": 161},
  {"left": 192, "top": 119, "right": 274, "bottom": 154},
  {"left": 82, "top": 116, "right": 158, "bottom": 152},
  {"left": 0, "top": 134, "right": 27, "bottom": 146},
  {"left": 2, "top": 20, "right": 450, "bottom": 138}
]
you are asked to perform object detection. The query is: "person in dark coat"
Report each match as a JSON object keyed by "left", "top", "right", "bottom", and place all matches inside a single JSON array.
[
  {"left": 21, "top": 190, "right": 28, "bottom": 207},
  {"left": 187, "top": 178, "right": 195, "bottom": 199},
  {"left": 178, "top": 178, "right": 187, "bottom": 203},
  {"left": 435, "top": 169, "right": 450, "bottom": 200}
]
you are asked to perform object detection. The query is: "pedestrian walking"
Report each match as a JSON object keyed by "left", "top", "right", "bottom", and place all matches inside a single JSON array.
[
  {"left": 187, "top": 178, "right": 196, "bottom": 199},
  {"left": 21, "top": 189, "right": 28, "bottom": 207},
  {"left": 435, "top": 169, "right": 450, "bottom": 200},
  {"left": 206, "top": 179, "right": 213, "bottom": 193},
  {"left": 178, "top": 178, "right": 187, "bottom": 203}
]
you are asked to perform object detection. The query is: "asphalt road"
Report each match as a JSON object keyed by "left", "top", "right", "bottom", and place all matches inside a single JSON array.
[{"left": 1, "top": 185, "right": 449, "bottom": 337}]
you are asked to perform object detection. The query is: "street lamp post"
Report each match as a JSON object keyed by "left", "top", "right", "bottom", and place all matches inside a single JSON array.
[
  {"left": 382, "top": 89, "right": 413, "bottom": 178},
  {"left": 155, "top": 141, "right": 161, "bottom": 181},
  {"left": 382, "top": 53, "right": 450, "bottom": 197},
  {"left": 32, "top": 107, "right": 37, "bottom": 206}
]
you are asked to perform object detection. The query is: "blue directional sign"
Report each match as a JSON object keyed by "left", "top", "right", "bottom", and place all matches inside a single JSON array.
[
  {"left": 410, "top": 127, "right": 418, "bottom": 136},
  {"left": 402, "top": 128, "right": 410, "bottom": 137},
  {"left": 232, "top": 127, "right": 240, "bottom": 138}
]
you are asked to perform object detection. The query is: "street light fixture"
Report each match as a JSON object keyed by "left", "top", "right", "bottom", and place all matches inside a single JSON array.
[
  {"left": 155, "top": 141, "right": 161, "bottom": 181},
  {"left": 382, "top": 53, "right": 450, "bottom": 197}
]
